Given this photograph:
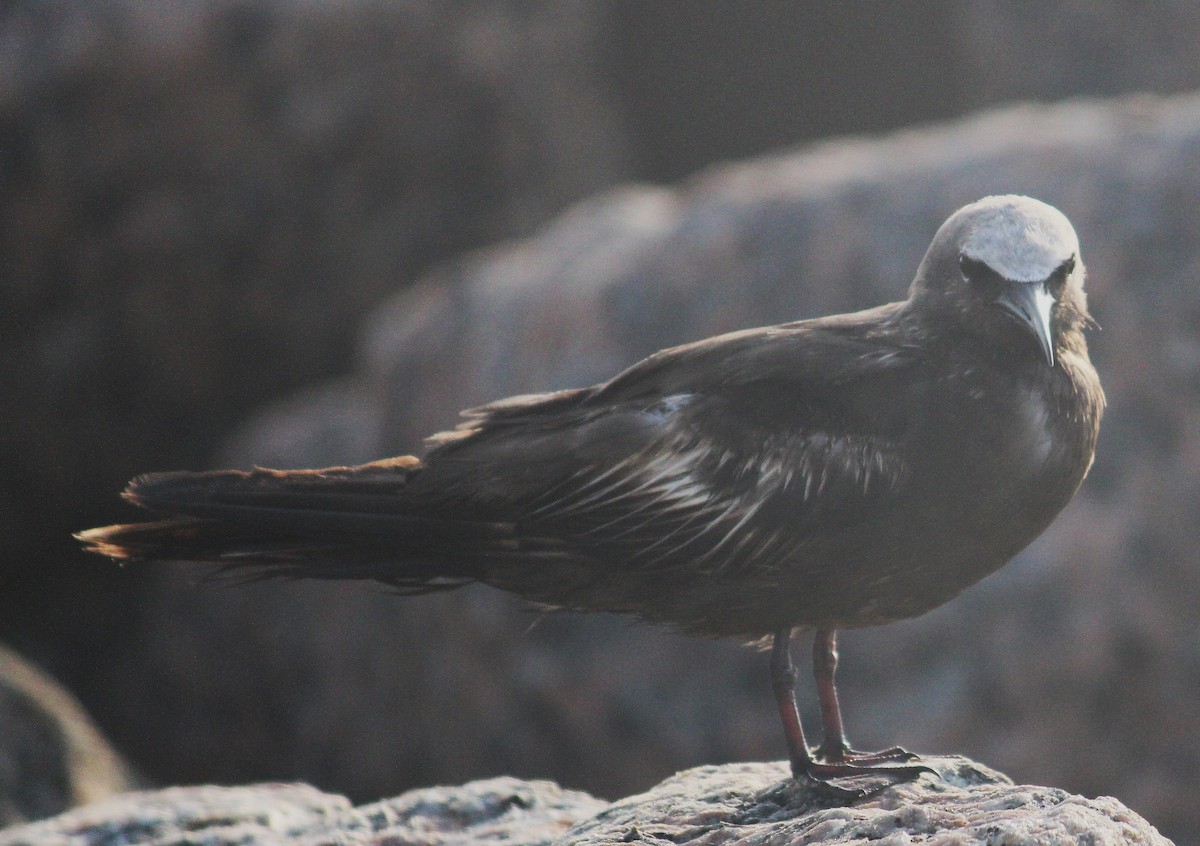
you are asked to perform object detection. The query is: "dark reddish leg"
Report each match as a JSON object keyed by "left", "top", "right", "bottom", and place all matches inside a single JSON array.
[
  {"left": 770, "top": 627, "right": 817, "bottom": 778},
  {"left": 811, "top": 628, "right": 931, "bottom": 768},
  {"left": 770, "top": 628, "right": 934, "bottom": 797},
  {"left": 812, "top": 628, "right": 923, "bottom": 765},
  {"left": 812, "top": 628, "right": 851, "bottom": 760}
]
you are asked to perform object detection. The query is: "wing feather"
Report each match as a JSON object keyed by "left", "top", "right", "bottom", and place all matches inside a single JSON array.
[{"left": 412, "top": 306, "right": 920, "bottom": 581}]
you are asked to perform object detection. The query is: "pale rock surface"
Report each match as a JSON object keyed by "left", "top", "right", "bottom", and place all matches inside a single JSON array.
[
  {"left": 567, "top": 760, "right": 1171, "bottom": 846},
  {"left": 0, "top": 761, "right": 1170, "bottom": 846},
  {"left": 0, "top": 777, "right": 603, "bottom": 846}
]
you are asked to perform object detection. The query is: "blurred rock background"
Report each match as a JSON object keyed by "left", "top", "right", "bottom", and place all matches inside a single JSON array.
[
  {"left": 0, "top": 645, "right": 135, "bottom": 827},
  {"left": 1, "top": 1, "right": 1197, "bottom": 843}
]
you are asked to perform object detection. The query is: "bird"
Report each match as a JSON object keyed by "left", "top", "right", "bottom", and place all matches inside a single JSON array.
[{"left": 79, "top": 195, "right": 1104, "bottom": 796}]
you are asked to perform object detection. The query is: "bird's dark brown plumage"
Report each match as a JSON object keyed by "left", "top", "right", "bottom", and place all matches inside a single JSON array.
[{"left": 78, "top": 195, "right": 1103, "bottom": 795}]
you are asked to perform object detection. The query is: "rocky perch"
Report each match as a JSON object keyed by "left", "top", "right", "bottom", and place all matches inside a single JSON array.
[{"left": 0, "top": 759, "right": 1170, "bottom": 846}]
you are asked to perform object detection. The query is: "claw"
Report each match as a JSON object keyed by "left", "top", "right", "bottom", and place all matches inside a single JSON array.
[
  {"left": 795, "top": 772, "right": 871, "bottom": 802},
  {"left": 792, "top": 759, "right": 938, "bottom": 802}
]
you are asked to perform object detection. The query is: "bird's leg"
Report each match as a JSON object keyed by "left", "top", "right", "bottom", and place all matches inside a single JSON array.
[
  {"left": 771, "top": 628, "right": 929, "bottom": 800},
  {"left": 812, "top": 628, "right": 852, "bottom": 761},
  {"left": 770, "top": 627, "right": 817, "bottom": 778},
  {"left": 812, "top": 628, "right": 919, "bottom": 766}
]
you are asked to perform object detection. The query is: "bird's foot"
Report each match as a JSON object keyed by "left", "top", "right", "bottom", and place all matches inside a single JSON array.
[
  {"left": 815, "top": 742, "right": 921, "bottom": 766},
  {"left": 792, "top": 756, "right": 938, "bottom": 802}
]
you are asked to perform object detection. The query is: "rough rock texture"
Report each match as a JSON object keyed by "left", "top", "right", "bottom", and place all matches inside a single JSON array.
[
  {"left": 567, "top": 761, "right": 1170, "bottom": 846},
  {"left": 0, "top": 762, "right": 1171, "bottom": 846},
  {"left": 0, "top": 646, "right": 135, "bottom": 827},
  {"left": 0, "top": 777, "right": 606, "bottom": 846},
  {"left": 161, "top": 93, "right": 1197, "bottom": 842}
]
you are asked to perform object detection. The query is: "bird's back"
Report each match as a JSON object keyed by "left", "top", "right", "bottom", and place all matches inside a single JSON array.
[{"left": 390, "top": 304, "right": 1102, "bottom": 637}]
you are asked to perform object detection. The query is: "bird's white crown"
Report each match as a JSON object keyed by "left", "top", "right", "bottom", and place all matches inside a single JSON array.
[{"left": 957, "top": 195, "right": 1078, "bottom": 283}]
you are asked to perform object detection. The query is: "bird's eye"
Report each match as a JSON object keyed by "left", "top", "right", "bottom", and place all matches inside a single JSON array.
[
  {"left": 1047, "top": 255, "right": 1076, "bottom": 295},
  {"left": 959, "top": 254, "right": 998, "bottom": 286}
]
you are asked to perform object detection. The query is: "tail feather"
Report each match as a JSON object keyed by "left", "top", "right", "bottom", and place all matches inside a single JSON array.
[
  {"left": 123, "top": 456, "right": 424, "bottom": 518},
  {"left": 76, "top": 457, "right": 523, "bottom": 590}
]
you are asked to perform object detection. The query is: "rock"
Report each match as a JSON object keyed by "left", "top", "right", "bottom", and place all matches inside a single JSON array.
[
  {"left": 568, "top": 760, "right": 1171, "bottom": 846},
  {"left": 0, "top": 762, "right": 1171, "bottom": 846},
  {"left": 0, "top": 645, "right": 135, "bottom": 827},
  {"left": 0, "top": 776, "right": 606, "bottom": 846}
]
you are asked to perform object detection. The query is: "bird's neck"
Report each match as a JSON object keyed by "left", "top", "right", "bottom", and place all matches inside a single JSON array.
[{"left": 897, "top": 295, "right": 1091, "bottom": 374}]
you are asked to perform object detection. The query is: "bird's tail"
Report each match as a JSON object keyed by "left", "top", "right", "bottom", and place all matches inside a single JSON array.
[{"left": 76, "top": 457, "right": 516, "bottom": 590}]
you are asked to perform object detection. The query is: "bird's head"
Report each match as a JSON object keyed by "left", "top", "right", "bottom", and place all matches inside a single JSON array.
[{"left": 909, "top": 195, "right": 1091, "bottom": 367}]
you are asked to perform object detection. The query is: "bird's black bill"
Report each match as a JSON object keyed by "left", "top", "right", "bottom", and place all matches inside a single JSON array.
[{"left": 996, "top": 280, "right": 1055, "bottom": 366}]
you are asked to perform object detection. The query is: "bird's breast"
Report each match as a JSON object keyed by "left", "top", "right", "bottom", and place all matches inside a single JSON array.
[
  {"left": 908, "top": 360, "right": 1097, "bottom": 551},
  {"left": 798, "top": 360, "right": 1097, "bottom": 623}
]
